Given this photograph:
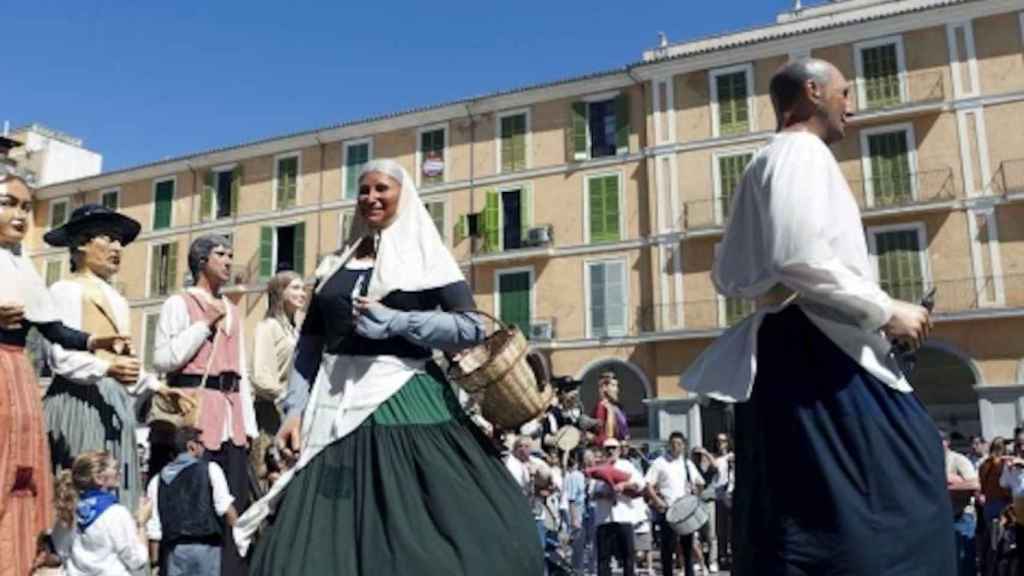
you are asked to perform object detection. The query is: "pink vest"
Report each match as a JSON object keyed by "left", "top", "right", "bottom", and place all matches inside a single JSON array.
[{"left": 179, "top": 292, "right": 242, "bottom": 377}]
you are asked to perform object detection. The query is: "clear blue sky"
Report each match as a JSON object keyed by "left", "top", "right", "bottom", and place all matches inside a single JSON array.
[{"left": 7, "top": 0, "right": 792, "bottom": 171}]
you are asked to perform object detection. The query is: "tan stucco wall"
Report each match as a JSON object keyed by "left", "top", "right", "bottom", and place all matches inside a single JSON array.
[{"left": 974, "top": 13, "right": 1024, "bottom": 96}]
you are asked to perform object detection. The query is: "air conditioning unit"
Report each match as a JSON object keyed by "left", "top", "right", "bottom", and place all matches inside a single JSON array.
[
  {"left": 525, "top": 225, "right": 553, "bottom": 247},
  {"left": 530, "top": 320, "right": 554, "bottom": 341}
]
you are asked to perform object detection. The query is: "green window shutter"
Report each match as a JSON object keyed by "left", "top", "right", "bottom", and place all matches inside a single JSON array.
[
  {"left": 277, "top": 156, "right": 298, "bottom": 209},
  {"left": 589, "top": 177, "right": 606, "bottom": 243},
  {"left": 166, "top": 242, "right": 178, "bottom": 293},
  {"left": 875, "top": 230, "right": 924, "bottom": 303},
  {"left": 590, "top": 261, "right": 626, "bottom": 337},
  {"left": 718, "top": 153, "right": 752, "bottom": 220},
  {"left": 293, "top": 222, "right": 306, "bottom": 277},
  {"left": 724, "top": 298, "right": 755, "bottom": 326},
  {"left": 868, "top": 131, "right": 912, "bottom": 206},
  {"left": 483, "top": 190, "right": 500, "bottom": 253},
  {"left": 501, "top": 114, "right": 527, "bottom": 173},
  {"left": 498, "top": 271, "right": 531, "bottom": 337},
  {"left": 590, "top": 176, "right": 620, "bottom": 243},
  {"left": 426, "top": 202, "right": 446, "bottom": 241},
  {"left": 455, "top": 214, "right": 468, "bottom": 245},
  {"left": 717, "top": 71, "right": 750, "bottom": 135},
  {"left": 230, "top": 165, "right": 243, "bottom": 217},
  {"left": 149, "top": 245, "right": 161, "bottom": 297},
  {"left": 862, "top": 44, "right": 901, "bottom": 109},
  {"left": 144, "top": 314, "right": 160, "bottom": 372},
  {"left": 345, "top": 144, "right": 369, "bottom": 199},
  {"left": 45, "top": 260, "right": 62, "bottom": 287},
  {"left": 340, "top": 211, "right": 353, "bottom": 248},
  {"left": 259, "top": 227, "right": 274, "bottom": 279},
  {"left": 570, "top": 102, "right": 588, "bottom": 161},
  {"left": 101, "top": 191, "right": 118, "bottom": 210},
  {"left": 154, "top": 180, "right": 174, "bottom": 230},
  {"left": 201, "top": 171, "right": 214, "bottom": 222},
  {"left": 614, "top": 92, "right": 630, "bottom": 154},
  {"left": 519, "top": 186, "right": 533, "bottom": 241},
  {"left": 51, "top": 202, "right": 67, "bottom": 227}
]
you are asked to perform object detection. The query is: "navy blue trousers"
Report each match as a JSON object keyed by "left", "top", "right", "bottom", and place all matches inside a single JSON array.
[{"left": 732, "top": 306, "right": 956, "bottom": 576}]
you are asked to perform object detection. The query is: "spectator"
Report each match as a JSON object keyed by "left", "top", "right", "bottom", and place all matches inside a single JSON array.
[
  {"left": 713, "top": 433, "right": 734, "bottom": 569},
  {"left": 52, "top": 451, "right": 149, "bottom": 576},
  {"left": 999, "top": 450, "right": 1024, "bottom": 574},
  {"left": 563, "top": 454, "right": 588, "bottom": 573},
  {"left": 146, "top": 426, "right": 239, "bottom": 576},
  {"left": 593, "top": 438, "right": 646, "bottom": 576},
  {"left": 1013, "top": 427, "right": 1024, "bottom": 458},
  {"left": 943, "top": 429, "right": 980, "bottom": 576},
  {"left": 692, "top": 446, "right": 720, "bottom": 574},
  {"left": 978, "top": 436, "right": 1011, "bottom": 575},
  {"left": 505, "top": 436, "right": 552, "bottom": 559},
  {"left": 969, "top": 436, "right": 988, "bottom": 470},
  {"left": 645, "top": 432, "right": 704, "bottom": 576},
  {"left": 582, "top": 448, "right": 600, "bottom": 574}
]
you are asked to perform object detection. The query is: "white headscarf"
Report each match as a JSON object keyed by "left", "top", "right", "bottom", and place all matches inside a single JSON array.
[
  {"left": 0, "top": 181, "right": 60, "bottom": 324},
  {"left": 315, "top": 159, "right": 464, "bottom": 298}
]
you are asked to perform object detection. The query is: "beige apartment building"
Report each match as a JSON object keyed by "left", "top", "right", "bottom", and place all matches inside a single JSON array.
[{"left": 23, "top": 0, "right": 1024, "bottom": 446}]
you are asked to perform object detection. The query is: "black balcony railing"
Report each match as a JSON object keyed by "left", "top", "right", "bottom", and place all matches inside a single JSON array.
[
  {"left": 849, "top": 167, "right": 958, "bottom": 211},
  {"left": 995, "top": 158, "right": 1024, "bottom": 196}
]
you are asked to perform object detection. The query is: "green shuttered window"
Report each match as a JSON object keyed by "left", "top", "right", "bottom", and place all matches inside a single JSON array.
[
  {"left": 50, "top": 201, "right": 68, "bottom": 229},
  {"left": 201, "top": 166, "right": 241, "bottom": 221},
  {"left": 101, "top": 190, "right": 119, "bottom": 210},
  {"left": 420, "top": 129, "right": 445, "bottom": 186},
  {"left": 261, "top": 223, "right": 306, "bottom": 278},
  {"left": 500, "top": 113, "right": 527, "bottom": 173},
  {"left": 149, "top": 242, "right": 178, "bottom": 297},
  {"left": 498, "top": 271, "right": 531, "bottom": 337},
  {"left": 588, "top": 260, "right": 626, "bottom": 338},
  {"left": 45, "top": 260, "right": 62, "bottom": 287},
  {"left": 425, "top": 201, "right": 446, "bottom": 242},
  {"left": 861, "top": 44, "right": 902, "bottom": 109},
  {"left": 153, "top": 179, "right": 174, "bottom": 230},
  {"left": 874, "top": 229, "right": 926, "bottom": 303},
  {"left": 344, "top": 143, "right": 370, "bottom": 199},
  {"left": 567, "top": 93, "right": 629, "bottom": 162},
  {"left": 588, "top": 175, "right": 621, "bottom": 244},
  {"left": 717, "top": 153, "right": 752, "bottom": 222},
  {"left": 276, "top": 155, "right": 299, "bottom": 209},
  {"left": 143, "top": 313, "right": 160, "bottom": 372},
  {"left": 724, "top": 298, "right": 755, "bottom": 327},
  {"left": 867, "top": 130, "right": 913, "bottom": 207},
  {"left": 716, "top": 71, "right": 750, "bottom": 136}
]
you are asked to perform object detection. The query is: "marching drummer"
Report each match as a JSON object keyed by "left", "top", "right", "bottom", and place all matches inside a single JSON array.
[
  {"left": 645, "top": 431, "right": 704, "bottom": 576},
  {"left": 593, "top": 438, "right": 645, "bottom": 576}
]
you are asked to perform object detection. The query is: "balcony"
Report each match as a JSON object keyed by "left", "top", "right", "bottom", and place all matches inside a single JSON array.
[
  {"left": 994, "top": 158, "right": 1024, "bottom": 198},
  {"left": 468, "top": 224, "right": 556, "bottom": 265},
  {"left": 850, "top": 167, "right": 959, "bottom": 215},
  {"left": 850, "top": 69, "right": 946, "bottom": 124}
]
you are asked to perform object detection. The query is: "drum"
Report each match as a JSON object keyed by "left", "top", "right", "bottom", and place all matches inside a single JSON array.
[
  {"left": 665, "top": 494, "right": 709, "bottom": 536},
  {"left": 553, "top": 426, "right": 581, "bottom": 453}
]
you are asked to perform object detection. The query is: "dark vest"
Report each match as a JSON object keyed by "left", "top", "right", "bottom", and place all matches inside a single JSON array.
[{"left": 157, "top": 460, "right": 222, "bottom": 546}]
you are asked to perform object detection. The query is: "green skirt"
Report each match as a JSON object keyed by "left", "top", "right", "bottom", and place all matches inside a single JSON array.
[{"left": 250, "top": 372, "right": 543, "bottom": 575}]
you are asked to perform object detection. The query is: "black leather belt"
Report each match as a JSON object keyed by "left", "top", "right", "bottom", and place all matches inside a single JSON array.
[{"left": 167, "top": 373, "right": 241, "bottom": 393}]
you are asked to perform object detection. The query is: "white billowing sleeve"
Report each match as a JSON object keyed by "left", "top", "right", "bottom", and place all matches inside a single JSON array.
[
  {"left": 153, "top": 295, "right": 211, "bottom": 374},
  {"left": 236, "top": 316, "right": 258, "bottom": 438},
  {"left": 208, "top": 462, "right": 236, "bottom": 516},
  {"left": 714, "top": 136, "right": 893, "bottom": 331},
  {"left": 145, "top": 477, "right": 161, "bottom": 541},
  {"left": 47, "top": 281, "right": 111, "bottom": 384},
  {"left": 106, "top": 505, "right": 148, "bottom": 571}
]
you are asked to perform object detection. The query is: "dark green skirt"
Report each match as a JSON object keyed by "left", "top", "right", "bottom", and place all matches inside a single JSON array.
[{"left": 250, "top": 373, "right": 543, "bottom": 575}]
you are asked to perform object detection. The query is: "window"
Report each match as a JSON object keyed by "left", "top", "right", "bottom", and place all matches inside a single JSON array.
[
  {"left": 569, "top": 93, "right": 630, "bottom": 161},
  {"left": 152, "top": 178, "right": 174, "bottom": 230},
  {"left": 586, "top": 174, "right": 622, "bottom": 244},
  {"left": 275, "top": 154, "right": 299, "bottom": 210},
  {"left": 49, "top": 199, "right": 69, "bottom": 229},
  {"left": 201, "top": 165, "right": 241, "bottom": 221},
  {"left": 869, "top": 225, "right": 929, "bottom": 303},
  {"left": 44, "top": 259, "right": 63, "bottom": 287},
  {"left": 498, "top": 110, "right": 529, "bottom": 173},
  {"left": 586, "top": 259, "right": 628, "bottom": 338},
  {"left": 861, "top": 125, "right": 916, "bottom": 207},
  {"left": 149, "top": 242, "right": 179, "bottom": 298},
  {"left": 100, "top": 189, "right": 119, "bottom": 211},
  {"left": 260, "top": 222, "right": 306, "bottom": 278},
  {"left": 338, "top": 210, "right": 354, "bottom": 249},
  {"left": 855, "top": 37, "right": 905, "bottom": 110},
  {"left": 496, "top": 269, "right": 532, "bottom": 337},
  {"left": 714, "top": 151, "right": 754, "bottom": 223},
  {"left": 481, "top": 186, "right": 532, "bottom": 252},
  {"left": 418, "top": 126, "right": 447, "bottom": 187},
  {"left": 710, "top": 65, "right": 754, "bottom": 137},
  {"left": 142, "top": 312, "right": 160, "bottom": 372},
  {"left": 424, "top": 200, "right": 447, "bottom": 242},
  {"left": 343, "top": 140, "right": 372, "bottom": 200}
]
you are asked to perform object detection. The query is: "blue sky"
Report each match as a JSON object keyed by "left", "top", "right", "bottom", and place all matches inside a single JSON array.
[{"left": 7, "top": 1, "right": 793, "bottom": 171}]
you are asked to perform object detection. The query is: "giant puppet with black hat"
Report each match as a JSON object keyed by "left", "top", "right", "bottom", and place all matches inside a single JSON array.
[{"left": 42, "top": 203, "right": 157, "bottom": 513}]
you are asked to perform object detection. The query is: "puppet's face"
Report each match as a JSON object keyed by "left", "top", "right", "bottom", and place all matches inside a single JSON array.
[
  {"left": 358, "top": 171, "right": 401, "bottom": 230},
  {"left": 77, "top": 233, "right": 124, "bottom": 279},
  {"left": 0, "top": 179, "right": 32, "bottom": 247}
]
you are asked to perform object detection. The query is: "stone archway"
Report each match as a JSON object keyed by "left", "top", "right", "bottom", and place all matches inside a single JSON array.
[
  {"left": 910, "top": 342, "right": 982, "bottom": 444},
  {"left": 577, "top": 359, "right": 651, "bottom": 440}
]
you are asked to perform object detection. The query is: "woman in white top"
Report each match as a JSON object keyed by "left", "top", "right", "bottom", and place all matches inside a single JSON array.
[
  {"left": 250, "top": 270, "right": 305, "bottom": 482},
  {"left": 53, "top": 451, "right": 149, "bottom": 576}
]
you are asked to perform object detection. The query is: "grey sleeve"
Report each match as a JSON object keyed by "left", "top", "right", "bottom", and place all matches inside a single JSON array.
[
  {"left": 389, "top": 310, "right": 486, "bottom": 353},
  {"left": 282, "top": 333, "right": 323, "bottom": 420}
]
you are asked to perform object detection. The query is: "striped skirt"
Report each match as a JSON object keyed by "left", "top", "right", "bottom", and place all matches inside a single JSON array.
[
  {"left": 0, "top": 344, "right": 54, "bottom": 576},
  {"left": 43, "top": 375, "right": 143, "bottom": 512}
]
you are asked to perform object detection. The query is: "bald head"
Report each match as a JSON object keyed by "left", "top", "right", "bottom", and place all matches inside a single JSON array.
[{"left": 770, "top": 58, "right": 835, "bottom": 119}]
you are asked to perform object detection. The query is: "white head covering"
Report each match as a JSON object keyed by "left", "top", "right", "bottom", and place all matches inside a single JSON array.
[
  {"left": 0, "top": 182, "right": 60, "bottom": 323},
  {"left": 315, "top": 159, "right": 464, "bottom": 298}
]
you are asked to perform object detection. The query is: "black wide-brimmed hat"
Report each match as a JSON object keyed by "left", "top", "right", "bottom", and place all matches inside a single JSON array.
[{"left": 43, "top": 203, "right": 142, "bottom": 247}]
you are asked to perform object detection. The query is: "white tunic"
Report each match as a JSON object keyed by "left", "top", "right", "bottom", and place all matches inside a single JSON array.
[
  {"left": 681, "top": 131, "right": 907, "bottom": 402},
  {"left": 54, "top": 505, "right": 149, "bottom": 576}
]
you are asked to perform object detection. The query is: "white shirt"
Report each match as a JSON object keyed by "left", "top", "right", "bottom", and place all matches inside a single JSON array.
[
  {"left": 505, "top": 455, "right": 550, "bottom": 519},
  {"left": 713, "top": 454, "right": 734, "bottom": 497},
  {"left": 682, "top": 132, "right": 906, "bottom": 402},
  {"left": 48, "top": 277, "right": 159, "bottom": 394},
  {"left": 645, "top": 455, "right": 704, "bottom": 504},
  {"left": 593, "top": 458, "right": 647, "bottom": 526},
  {"left": 1000, "top": 463, "right": 1024, "bottom": 498},
  {"left": 56, "top": 504, "right": 148, "bottom": 576},
  {"left": 153, "top": 290, "right": 258, "bottom": 439},
  {"left": 145, "top": 460, "right": 235, "bottom": 541}
]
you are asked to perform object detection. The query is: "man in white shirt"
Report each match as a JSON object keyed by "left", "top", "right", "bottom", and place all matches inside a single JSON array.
[
  {"left": 505, "top": 436, "right": 552, "bottom": 558},
  {"left": 645, "top": 432, "right": 704, "bottom": 576},
  {"left": 942, "top": 430, "right": 980, "bottom": 576},
  {"left": 681, "top": 58, "right": 952, "bottom": 575},
  {"left": 146, "top": 426, "right": 238, "bottom": 576},
  {"left": 592, "top": 438, "right": 645, "bottom": 576}
]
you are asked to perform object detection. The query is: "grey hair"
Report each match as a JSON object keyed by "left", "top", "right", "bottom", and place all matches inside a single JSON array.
[
  {"left": 187, "top": 234, "right": 232, "bottom": 279},
  {"left": 358, "top": 159, "right": 406, "bottom": 187},
  {"left": 769, "top": 57, "right": 835, "bottom": 121}
]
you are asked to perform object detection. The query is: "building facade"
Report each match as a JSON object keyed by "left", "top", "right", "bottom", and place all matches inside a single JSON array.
[{"left": 26, "top": 0, "right": 1024, "bottom": 446}]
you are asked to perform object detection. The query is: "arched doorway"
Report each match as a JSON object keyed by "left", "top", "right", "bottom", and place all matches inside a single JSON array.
[
  {"left": 910, "top": 342, "right": 982, "bottom": 446},
  {"left": 577, "top": 359, "right": 651, "bottom": 440}
]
